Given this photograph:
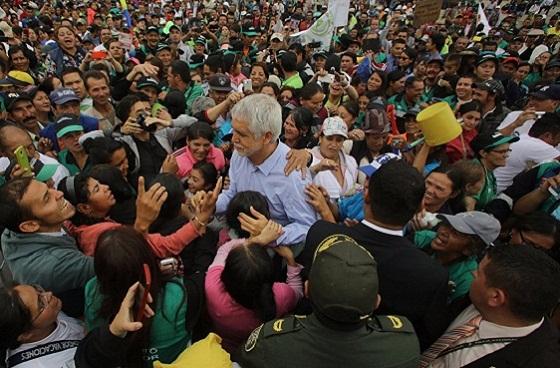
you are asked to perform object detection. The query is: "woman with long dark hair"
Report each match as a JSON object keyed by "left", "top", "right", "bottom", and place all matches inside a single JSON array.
[
  {"left": 59, "top": 170, "right": 220, "bottom": 257},
  {"left": 85, "top": 227, "right": 190, "bottom": 366},
  {"left": 205, "top": 191, "right": 303, "bottom": 353}
]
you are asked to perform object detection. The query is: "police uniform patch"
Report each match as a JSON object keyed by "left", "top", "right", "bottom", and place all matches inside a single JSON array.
[{"left": 245, "top": 324, "right": 263, "bottom": 352}]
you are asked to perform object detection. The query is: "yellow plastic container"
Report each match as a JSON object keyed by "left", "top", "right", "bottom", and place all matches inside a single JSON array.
[{"left": 416, "top": 102, "right": 463, "bottom": 146}]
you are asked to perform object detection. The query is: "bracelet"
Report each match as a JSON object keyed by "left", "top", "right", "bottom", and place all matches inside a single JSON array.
[{"left": 192, "top": 216, "right": 207, "bottom": 228}]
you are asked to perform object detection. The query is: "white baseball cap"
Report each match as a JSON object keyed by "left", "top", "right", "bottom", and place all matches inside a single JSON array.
[{"left": 321, "top": 117, "right": 348, "bottom": 138}]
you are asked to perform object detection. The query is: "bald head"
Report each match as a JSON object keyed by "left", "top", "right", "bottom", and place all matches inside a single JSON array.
[{"left": 0, "top": 124, "right": 34, "bottom": 159}]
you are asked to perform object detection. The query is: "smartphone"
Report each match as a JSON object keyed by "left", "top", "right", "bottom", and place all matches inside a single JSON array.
[
  {"left": 91, "top": 50, "right": 107, "bottom": 60},
  {"left": 242, "top": 79, "right": 253, "bottom": 92},
  {"left": 151, "top": 102, "right": 166, "bottom": 117},
  {"left": 549, "top": 186, "right": 560, "bottom": 199},
  {"left": 13, "top": 146, "right": 32, "bottom": 176},
  {"left": 135, "top": 263, "right": 152, "bottom": 322}
]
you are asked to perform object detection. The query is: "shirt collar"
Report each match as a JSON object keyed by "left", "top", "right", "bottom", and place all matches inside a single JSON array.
[
  {"left": 479, "top": 318, "right": 543, "bottom": 339},
  {"left": 253, "top": 141, "right": 283, "bottom": 176},
  {"left": 361, "top": 219, "right": 404, "bottom": 236}
]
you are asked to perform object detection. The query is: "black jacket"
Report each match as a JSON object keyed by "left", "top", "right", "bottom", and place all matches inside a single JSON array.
[
  {"left": 300, "top": 220, "right": 451, "bottom": 350},
  {"left": 464, "top": 319, "right": 560, "bottom": 368}
]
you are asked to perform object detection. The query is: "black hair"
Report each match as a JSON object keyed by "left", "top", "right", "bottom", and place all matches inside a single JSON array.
[
  {"left": 61, "top": 66, "right": 84, "bottom": 81},
  {"left": 94, "top": 226, "right": 172, "bottom": 366},
  {"left": 280, "top": 51, "right": 298, "bottom": 73},
  {"left": 508, "top": 212, "right": 560, "bottom": 252},
  {"left": 0, "top": 177, "right": 34, "bottom": 233},
  {"left": 222, "top": 53, "right": 241, "bottom": 74},
  {"left": 58, "top": 173, "right": 102, "bottom": 226},
  {"left": 484, "top": 244, "right": 560, "bottom": 322},
  {"left": 393, "top": 38, "right": 407, "bottom": 46},
  {"left": 7, "top": 45, "right": 30, "bottom": 69},
  {"left": 149, "top": 173, "right": 185, "bottom": 230},
  {"left": 115, "top": 93, "right": 150, "bottom": 122},
  {"left": 388, "top": 70, "right": 406, "bottom": 84},
  {"left": 430, "top": 33, "right": 446, "bottom": 51},
  {"left": 187, "top": 121, "right": 214, "bottom": 142},
  {"left": 191, "top": 161, "right": 218, "bottom": 191},
  {"left": 89, "top": 164, "right": 135, "bottom": 202},
  {"left": 402, "top": 47, "right": 417, "bottom": 62},
  {"left": 341, "top": 100, "right": 360, "bottom": 118},
  {"left": 169, "top": 60, "right": 192, "bottom": 85},
  {"left": 0, "top": 286, "right": 32, "bottom": 350},
  {"left": 457, "top": 100, "right": 483, "bottom": 115},
  {"left": 225, "top": 191, "right": 270, "bottom": 239},
  {"left": 251, "top": 62, "right": 269, "bottom": 79},
  {"left": 368, "top": 70, "right": 388, "bottom": 95},
  {"left": 204, "top": 53, "right": 223, "bottom": 73},
  {"left": 341, "top": 51, "right": 357, "bottom": 64},
  {"left": 261, "top": 82, "right": 280, "bottom": 97},
  {"left": 405, "top": 75, "right": 424, "bottom": 88},
  {"left": 82, "top": 136, "right": 126, "bottom": 166},
  {"left": 368, "top": 160, "right": 425, "bottom": 226},
  {"left": 427, "top": 164, "right": 468, "bottom": 213},
  {"left": 299, "top": 82, "right": 323, "bottom": 101},
  {"left": 529, "top": 112, "right": 560, "bottom": 138},
  {"left": 288, "top": 106, "right": 314, "bottom": 133},
  {"left": 221, "top": 242, "right": 277, "bottom": 322},
  {"left": 38, "top": 76, "right": 60, "bottom": 96}
]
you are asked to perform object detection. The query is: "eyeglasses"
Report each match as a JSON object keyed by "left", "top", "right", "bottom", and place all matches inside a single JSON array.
[{"left": 30, "top": 284, "right": 52, "bottom": 323}]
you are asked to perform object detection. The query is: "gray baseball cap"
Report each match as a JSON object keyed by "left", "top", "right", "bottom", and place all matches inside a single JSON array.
[{"left": 437, "top": 211, "right": 501, "bottom": 246}]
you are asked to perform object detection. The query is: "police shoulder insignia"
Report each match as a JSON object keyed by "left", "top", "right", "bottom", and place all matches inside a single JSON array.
[
  {"left": 374, "top": 315, "right": 415, "bottom": 333},
  {"left": 263, "top": 315, "right": 301, "bottom": 337},
  {"left": 245, "top": 324, "right": 263, "bottom": 352}
]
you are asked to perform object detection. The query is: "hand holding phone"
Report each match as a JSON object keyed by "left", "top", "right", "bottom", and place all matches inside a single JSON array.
[
  {"left": 135, "top": 264, "right": 152, "bottom": 322},
  {"left": 13, "top": 146, "right": 33, "bottom": 177}
]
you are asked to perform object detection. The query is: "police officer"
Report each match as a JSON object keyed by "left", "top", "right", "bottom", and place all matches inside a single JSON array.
[{"left": 236, "top": 234, "right": 420, "bottom": 368}]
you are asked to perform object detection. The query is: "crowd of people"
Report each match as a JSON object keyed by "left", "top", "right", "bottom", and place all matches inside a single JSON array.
[{"left": 0, "top": 0, "right": 559, "bottom": 366}]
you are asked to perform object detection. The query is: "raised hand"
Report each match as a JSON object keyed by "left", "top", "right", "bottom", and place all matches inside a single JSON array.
[{"left": 134, "top": 176, "right": 168, "bottom": 233}]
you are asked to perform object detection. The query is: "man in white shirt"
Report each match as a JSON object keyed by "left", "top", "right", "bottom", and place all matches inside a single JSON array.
[
  {"left": 494, "top": 113, "right": 560, "bottom": 192},
  {"left": 420, "top": 244, "right": 560, "bottom": 368},
  {"left": 498, "top": 84, "right": 560, "bottom": 136}
]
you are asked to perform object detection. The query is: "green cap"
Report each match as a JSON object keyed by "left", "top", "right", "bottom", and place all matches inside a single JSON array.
[
  {"left": 55, "top": 114, "right": 83, "bottom": 138},
  {"left": 35, "top": 161, "right": 58, "bottom": 182},
  {"left": 309, "top": 234, "right": 378, "bottom": 324}
]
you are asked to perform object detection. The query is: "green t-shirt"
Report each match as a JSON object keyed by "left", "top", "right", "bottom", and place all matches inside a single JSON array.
[
  {"left": 85, "top": 276, "right": 190, "bottom": 365},
  {"left": 414, "top": 230, "right": 478, "bottom": 302},
  {"left": 282, "top": 73, "right": 304, "bottom": 89},
  {"left": 58, "top": 149, "right": 91, "bottom": 176},
  {"left": 473, "top": 161, "right": 497, "bottom": 210},
  {"left": 184, "top": 84, "right": 205, "bottom": 115}
]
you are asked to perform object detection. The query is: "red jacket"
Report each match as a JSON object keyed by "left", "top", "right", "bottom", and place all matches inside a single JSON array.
[{"left": 66, "top": 219, "right": 201, "bottom": 258}]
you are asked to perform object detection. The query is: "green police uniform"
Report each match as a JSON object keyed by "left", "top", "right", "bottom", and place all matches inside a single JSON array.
[
  {"left": 237, "top": 314, "right": 419, "bottom": 368},
  {"left": 237, "top": 234, "right": 420, "bottom": 368}
]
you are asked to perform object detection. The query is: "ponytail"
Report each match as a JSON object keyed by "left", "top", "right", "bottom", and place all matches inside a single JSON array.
[{"left": 256, "top": 282, "right": 277, "bottom": 322}]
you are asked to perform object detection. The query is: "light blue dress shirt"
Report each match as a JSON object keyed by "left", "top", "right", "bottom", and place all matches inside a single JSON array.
[{"left": 216, "top": 142, "right": 319, "bottom": 246}]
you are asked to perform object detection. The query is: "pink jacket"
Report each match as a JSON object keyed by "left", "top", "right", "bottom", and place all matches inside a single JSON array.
[
  {"left": 66, "top": 219, "right": 201, "bottom": 258},
  {"left": 174, "top": 145, "right": 226, "bottom": 179},
  {"left": 205, "top": 239, "right": 304, "bottom": 353}
]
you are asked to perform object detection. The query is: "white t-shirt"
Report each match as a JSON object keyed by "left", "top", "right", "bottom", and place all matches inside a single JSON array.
[
  {"left": 497, "top": 111, "right": 536, "bottom": 136},
  {"left": 494, "top": 135, "right": 560, "bottom": 192},
  {"left": 311, "top": 147, "right": 358, "bottom": 200},
  {"left": 6, "top": 313, "right": 85, "bottom": 368}
]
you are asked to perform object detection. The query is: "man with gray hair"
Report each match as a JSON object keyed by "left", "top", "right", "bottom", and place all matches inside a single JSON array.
[{"left": 215, "top": 94, "right": 318, "bottom": 252}]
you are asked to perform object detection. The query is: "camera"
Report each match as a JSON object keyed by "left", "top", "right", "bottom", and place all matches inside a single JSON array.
[{"left": 137, "top": 112, "right": 157, "bottom": 132}]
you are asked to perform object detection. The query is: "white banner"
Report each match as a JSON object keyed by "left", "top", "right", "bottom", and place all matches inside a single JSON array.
[
  {"left": 290, "top": 11, "right": 335, "bottom": 49},
  {"left": 477, "top": 4, "right": 491, "bottom": 35},
  {"left": 328, "top": 0, "right": 350, "bottom": 27}
]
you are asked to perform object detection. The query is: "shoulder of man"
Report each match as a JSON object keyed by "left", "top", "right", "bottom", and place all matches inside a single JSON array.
[
  {"left": 242, "top": 315, "right": 305, "bottom": 353},
  {"left": 369, "top": 315, "right": 416, "bottom": 334}
]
